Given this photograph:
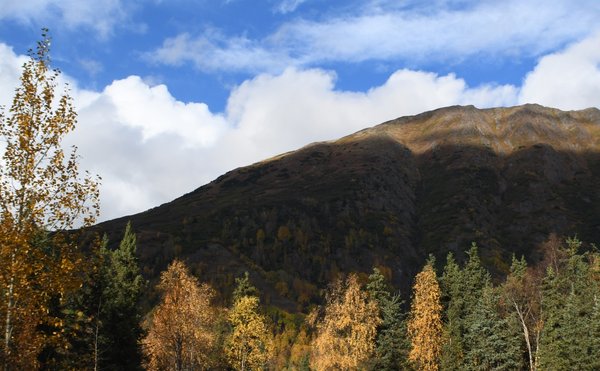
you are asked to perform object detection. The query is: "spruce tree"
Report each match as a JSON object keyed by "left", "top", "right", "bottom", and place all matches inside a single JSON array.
[
  {"left": 440, "top": 244, "right": 490, "bottom": 370},
  {"left": 440, "top": 252, "right": 464, "bottom": 370},
  {"left": 101, "top": 222, "right": 145, "bottom": 370},
  {"left": 366, "top": 268, "right": 409, "bottom": 370},
  {"left": 463, "top": 285, "right": 523, "bottom": 371}
]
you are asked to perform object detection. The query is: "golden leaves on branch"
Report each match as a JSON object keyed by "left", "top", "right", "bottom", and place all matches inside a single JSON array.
[
  {"left": 143, "top": 260, "right": 219, "bottom": 371},
  {"left": 0, "top": 30, "right": 100, "bottom": 368},
  {"left": 310, "top": 274, "right": 381, "bottom": 371},
  {"left": 408, "top": 263, "right": 444, "bottom": 371}
]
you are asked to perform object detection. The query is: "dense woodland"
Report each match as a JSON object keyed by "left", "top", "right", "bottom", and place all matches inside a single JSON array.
[{"left": 1, "top": 32, "right": 600, "bottom": 371}]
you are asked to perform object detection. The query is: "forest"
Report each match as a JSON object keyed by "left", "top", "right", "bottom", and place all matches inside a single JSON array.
[{"left": 1, "top": 32, "right": 599, "bottom": 371}]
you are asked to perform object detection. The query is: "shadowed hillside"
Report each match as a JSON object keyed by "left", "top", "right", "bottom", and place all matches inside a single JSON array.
[{"left": 95, "top": 104, "right": 600, "bottom": 311}]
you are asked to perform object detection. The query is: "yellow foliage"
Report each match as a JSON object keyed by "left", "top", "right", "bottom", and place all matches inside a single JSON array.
[
  {"left": 225, "top": 295, "right": 274, "bottom": 370},
  {"left": 0, "top": 30, "right": 100, "bottom": 368},
  {"left": 311, "top": 274, "right": 381, "bottom": 370},
  {"left": 407, "top": 263, "right": 444, "bottom": 371},
  {"left": 143, "top": 260, "right": 219, "bottom": 370}
]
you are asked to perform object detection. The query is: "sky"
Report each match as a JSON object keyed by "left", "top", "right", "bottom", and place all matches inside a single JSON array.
[{"left": 0, "top": 0, "right": 599, "bottom": 222}]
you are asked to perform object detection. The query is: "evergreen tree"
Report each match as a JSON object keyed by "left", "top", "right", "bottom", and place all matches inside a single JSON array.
[
  {"left": 232, "top": 271, "right": 259, "bottom": 303},
  {"left": 101, "top": 222, "right": 145, "bottom": 370},
  {"left": 55, "top": 224, "right": 145, "bottom": 370},
  {"left": 440, "top": 244, "right": 490, "bottom": 370},
  {"left": 366, "top": 268, "right": 409, "bottom": 370},
  {"left": 538, "top": 238, "right": 599, "bottom": 371},
  {"left": 463, "top": 285, "right": 523, "bottom": 371},
  {"left": 440, "top": 252, "right": 464, "bottom": 370}
]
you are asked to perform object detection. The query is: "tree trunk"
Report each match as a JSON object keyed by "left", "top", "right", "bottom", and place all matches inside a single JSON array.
[
  {"left": 3, "top": 257, "right": 15, "bottom": 371},
  {"left": 513, "top": 302, "right": 535, "bottom": 371}
]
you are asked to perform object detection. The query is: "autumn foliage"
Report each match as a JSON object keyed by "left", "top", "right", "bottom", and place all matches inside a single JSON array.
[
  {"left": 0, "top": 30, "right": 99, "bottom": 369},
  {"left": 311, "top": 274, "right": 381, "bottom": 370},
  {"left": 408, "top": 262, "right": 443, "bottom": 371},
  {"left": 143, "top": 259, "right": 218, "bottom": 370}
]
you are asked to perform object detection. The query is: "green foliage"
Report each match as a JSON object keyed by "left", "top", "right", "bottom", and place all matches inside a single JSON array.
[
  {"left": 232, "top": 271, "right": 259, "bottom": 304},
  {"left": 538, "top": 238, "right": 600, "bottom": 371},
  {"left": 57, "top": 224, "right": 144, "bottom": 370},
  {"left": 366, "top": 268, "right": 409, "bottom": 370},
  {"left": 463, "top": 286, "right": 523, "bottom": 370},
  {"left": 440, "top": 244, "right": 491, "bottom": 370},
  {"left": 101, "top": 222, "right": 145, "bottom": 370}
]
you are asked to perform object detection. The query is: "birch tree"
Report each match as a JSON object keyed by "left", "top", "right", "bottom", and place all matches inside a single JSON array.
[
  {"left": 311, "top": 273, "right": 381, "bottom": 370},
  {"left": 143, "top": 260, "right": 218, "bottom": 371},
  {"left": 0, "top": 29, "right": 100, "bottom": 369}
]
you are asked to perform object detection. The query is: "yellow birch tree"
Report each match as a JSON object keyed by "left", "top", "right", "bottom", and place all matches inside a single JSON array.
[
  {"left": 225, "top": 295, "right": 274, "bottom": 370},
  {"left": 310, "top": 273, "right": 381, "bottom": 370},
  {"left": 143, "top": 260, "right": 219, "bottom": 371},
  {"left": 408, "top": 262, "right": 444, "bottom": 371},
  {"left": 0, "top": 30, "right": 100, "bottom": 369}
]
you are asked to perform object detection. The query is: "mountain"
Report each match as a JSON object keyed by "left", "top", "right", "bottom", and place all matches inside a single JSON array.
[{"left": 94, "top": 104, "right": 600, "bottom": 311}]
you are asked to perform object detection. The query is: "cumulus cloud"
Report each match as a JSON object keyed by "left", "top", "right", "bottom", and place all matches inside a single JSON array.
[
  {"left": 0, "top": 0, "right": 131, "bottom": 38},
  {"left": 150, "top": 0, "right": 600, "bottom": 73},
  {"left": 2, "top": 32, "right": 600, "bottom": 222},
  {"left": 519, "top": 32, "right": 600, "bottom": 110}
]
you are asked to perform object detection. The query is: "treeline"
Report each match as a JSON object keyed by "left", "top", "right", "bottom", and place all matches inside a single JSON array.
[
  {"left": 141, "top": 235, "right": 600, "bottom": 371},
  {"left": 58, "top": 230, "right": 596, "bottom": 370}
]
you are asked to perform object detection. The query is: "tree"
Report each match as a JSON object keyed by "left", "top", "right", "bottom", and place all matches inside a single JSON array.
[
  {"left": 0, "top": 30, "right": 100, "bottom": 369},
  {"left": 225, "top": 295, "right": 274, "bottom": 370},
  {"left": 99, "top": 222, "right": 145, "bottom": 370},
  {"left": 440, "top": 244, "right": 491, "bottom": 370},
  {"left": 463, "top": 285, "right": 523, "bottom": 370},
  {"left": 366, "top": 267, "right": 409, "bottom": 370},
  {"left": 311, "top": 274, "right": 381, "bottom": 371},
  {"left": 232, "top": 271, "right": 259, "bottom": 304},
  {"left": 407, "top": 261, "right": 443, "bottom": 371},
  {"left": 143, "top": 260, "right": 219, "bottom": 371},
  {"left": 537, "top": 237, "right": 600, "bottom": 371}
]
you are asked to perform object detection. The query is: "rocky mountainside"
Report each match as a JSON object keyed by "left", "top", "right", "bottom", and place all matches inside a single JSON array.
[{"left": 95, "top": 104, "right": 600, "bottom": 311}]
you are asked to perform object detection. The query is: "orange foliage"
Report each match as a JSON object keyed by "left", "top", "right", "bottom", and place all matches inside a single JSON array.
[
  {"left": 143, "top": 260, "right": 219, "bottom": 370},
  {"left": 408, "top": 263, "right": 444, "bottom": 371}
]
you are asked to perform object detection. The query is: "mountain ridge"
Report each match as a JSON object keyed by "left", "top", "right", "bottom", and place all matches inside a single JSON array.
[{"left": 94, "top": 104, "right": 600, "bottom": 311}]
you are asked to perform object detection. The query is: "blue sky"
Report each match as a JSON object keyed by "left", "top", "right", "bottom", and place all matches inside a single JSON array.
[{"left": 0, "top": 0, "right": 599, "bottom": 221}]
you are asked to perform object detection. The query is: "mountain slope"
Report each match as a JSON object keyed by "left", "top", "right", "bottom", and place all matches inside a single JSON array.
[{"left": 96, "top": 104, "right": 600, "bottom": 311}]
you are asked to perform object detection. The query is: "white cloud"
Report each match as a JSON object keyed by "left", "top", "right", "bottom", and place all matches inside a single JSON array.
[
  {"left": 519, "top": 32, "right": 600, "bottom": 110},
  {"left": 0, "top": 0, "right": 130, "bottom": 38},
  {"left": 149, "top": 32, "right": 293, "bottom": 73},
  {"left": 0, "top": 44, "right": 27, "bottom": 108},
  {"left": 2, "top": 33, "right": 600, "bottom": 222},
  {"left": 150, "top": 0, "right": 600, "bottom": 73}
]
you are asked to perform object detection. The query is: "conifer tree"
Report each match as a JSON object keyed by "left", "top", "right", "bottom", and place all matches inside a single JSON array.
[
  {"left": 440, "top": 252, "right": 464, "bottom": 370},
  {"left": 407, "top": 261, "right": 443, "bottom": 371},
  {"left": 101, "top": 222, "right": 145, "bottom": 370},
  {"left": 366, "top": 268, "right": 409, "bottom": 370},
  {"left": 538, "top": 237, "right": 599, "bottom": 371},
  {"left": 311, "top": 274, "right": 381, "bottom": 370},
  {"left": 440, "top": 244, "right": 490, "bottom": 370},
  {"left": 232, "top": 271, "right": 259, "bottom": 303},
  {"left": 463, "top": 285, "right": 523, "bottom": 370}
]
